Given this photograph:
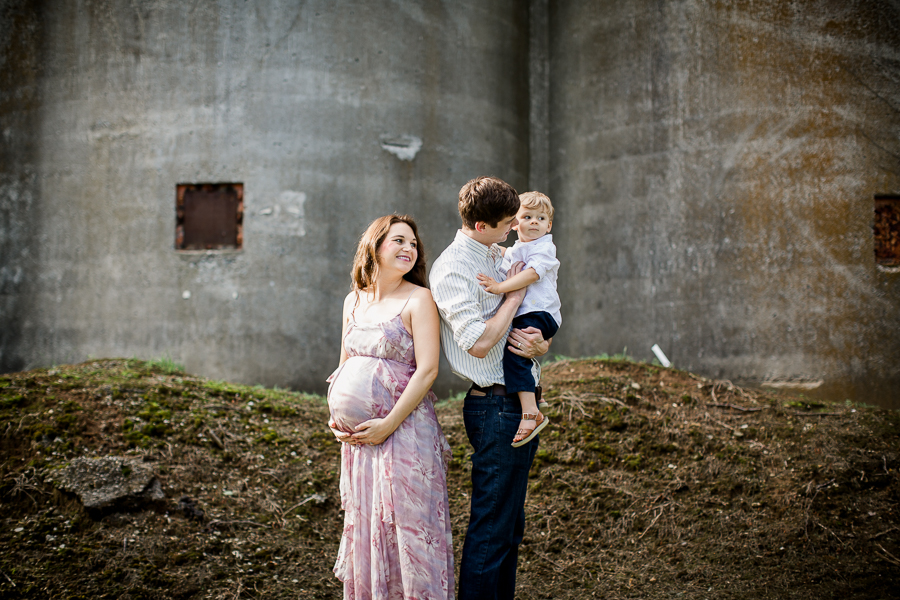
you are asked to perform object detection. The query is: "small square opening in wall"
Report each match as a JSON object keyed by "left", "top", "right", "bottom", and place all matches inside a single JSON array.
[
  {"left": 874, "top": 195, "right": 900, "bottom": 266},
  {"left": 176, "top": 183, "right": 243, "bottom": 251}
]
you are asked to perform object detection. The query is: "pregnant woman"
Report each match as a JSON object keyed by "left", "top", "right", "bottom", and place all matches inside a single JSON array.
[{"left": 327, "top": 214, "right": 453, "bottom": 600}]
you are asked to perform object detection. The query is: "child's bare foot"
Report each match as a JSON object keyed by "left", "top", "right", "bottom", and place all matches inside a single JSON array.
[{"left": 511, "top": 411, "right": 549, "bottom": 447}]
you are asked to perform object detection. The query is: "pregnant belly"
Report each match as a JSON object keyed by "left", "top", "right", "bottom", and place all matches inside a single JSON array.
[{"left": 327, "top": 356, "right": 389, "bottom": 432}]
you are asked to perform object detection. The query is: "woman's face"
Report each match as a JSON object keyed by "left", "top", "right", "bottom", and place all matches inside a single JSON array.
[{"left": 377, "top": 222, "right": 418, "bottom": 274}]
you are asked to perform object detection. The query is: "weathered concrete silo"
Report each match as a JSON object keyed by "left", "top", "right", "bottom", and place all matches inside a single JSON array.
[
  {"left": 3, "top": 0, "right": 899, "bottom": 404},
  {"left": 548, "top": 0, "right": 900, "bottom": 404},
  {"left": 1, "top": 0, "right": 529, "bottom": 392}
]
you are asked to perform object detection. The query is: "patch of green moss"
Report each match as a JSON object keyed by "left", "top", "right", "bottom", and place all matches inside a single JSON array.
[
  {"left": 784, "top": 399, "right": 828, "bottom": 411},
  {"left": 256, "top": 428, "right": 286, "bottom": 445},
  {"left": 123, "top": 398, "right": 173, "bottom": 447},
  {"left": 535, "top": 448, "right": 558, "bottom": 464},
  {"left": 257, "top": 400, "right": 298, "bottom": 417},
  {"left": 0, "top": 393, "right": 28, "bottom": 409},
  {"left": 54, "top": 412, "right": 78, "bottom": 430},
  {"left": 623, "top": 453, "right": 644, "bottom": 470}
]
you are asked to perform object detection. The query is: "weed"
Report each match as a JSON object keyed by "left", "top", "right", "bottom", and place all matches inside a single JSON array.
[
  {"left": 144, "top": 355, "right": 185, "bottom": 375},
  {"left": 434, "top": 391, "right": 467, "bottom": 408}
]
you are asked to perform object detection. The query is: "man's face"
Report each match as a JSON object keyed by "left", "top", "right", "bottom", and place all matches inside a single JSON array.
[{"left": 478, "top": 214, "right": 518, "bottom": 244}]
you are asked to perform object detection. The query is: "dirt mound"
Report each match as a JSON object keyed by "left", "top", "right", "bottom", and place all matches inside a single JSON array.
[{"left": 0, "top": 358, "right": 898, "bottom": 599}]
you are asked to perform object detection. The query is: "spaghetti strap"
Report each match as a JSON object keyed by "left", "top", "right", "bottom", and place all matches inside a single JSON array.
[
  {"left": 350, "top": 291, "right": 361, "bottom": 320},
  {"left": 398, "top": 287, "right": 417, "bottom": 314},
  {"left": 350, "top": 288, "right": 416, "bottom": 324}
]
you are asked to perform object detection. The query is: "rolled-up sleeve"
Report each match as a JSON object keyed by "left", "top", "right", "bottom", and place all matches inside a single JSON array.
[
  {"left": 527, "top": 253, "right": 559, "bottom": 280},
  {"left": 432, "top": 266, "right": 486, "bottom": 352},
  {"left": 521, "top": 243, "right": 559, "bottom": 280}
]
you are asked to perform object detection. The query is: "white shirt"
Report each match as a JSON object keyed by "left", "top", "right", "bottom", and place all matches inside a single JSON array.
[
  {"left": 431, "top": 230, "right": 538, "bottom": 387},
  {"left": 501, "top": 234, "right": 562, "bottom": 325}
]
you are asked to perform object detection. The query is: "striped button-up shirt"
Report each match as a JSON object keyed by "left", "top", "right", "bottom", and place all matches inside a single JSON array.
[{"left": 431, "top": 230, "right": 538, "bottom": 387}]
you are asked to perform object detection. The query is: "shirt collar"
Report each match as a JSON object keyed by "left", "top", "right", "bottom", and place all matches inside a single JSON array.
[
  {"left": 514, "top": 233, "right": 552, "bottom": 247},
  {"left": 454, "top": 230, "right": 501, "bottom": 260}
]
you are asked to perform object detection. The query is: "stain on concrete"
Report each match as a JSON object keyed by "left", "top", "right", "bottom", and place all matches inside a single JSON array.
[
  {"left": 380, "top": 135, "right": 423, "bottom": 161},
  {"left": 257, "top": 191, "right": 308, "bottom": 237}
]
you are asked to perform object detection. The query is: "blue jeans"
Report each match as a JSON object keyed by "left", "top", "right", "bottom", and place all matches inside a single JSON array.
[
  {"left": 503, "top": 311, "right": 560, "bottom": 395},
  {"left": 459, "top": 388, "right": 539, "bottom": 600}
]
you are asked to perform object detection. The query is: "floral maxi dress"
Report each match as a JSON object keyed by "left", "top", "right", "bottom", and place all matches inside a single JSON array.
[{"left": 327, "top": 312, "right": 454, "bottom": 600}]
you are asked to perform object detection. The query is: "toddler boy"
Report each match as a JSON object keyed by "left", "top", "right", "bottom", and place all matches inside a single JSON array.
[{"left": 477, "top": 191, "right": 561, "bottom": 446}]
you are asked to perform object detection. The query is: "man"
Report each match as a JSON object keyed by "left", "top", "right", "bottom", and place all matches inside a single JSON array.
[{"left": 430, "top": 176, "right": 551, "bottom": 600}]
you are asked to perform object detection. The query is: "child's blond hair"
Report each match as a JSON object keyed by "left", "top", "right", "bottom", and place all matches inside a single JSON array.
[{"left": 518, "top": 191, "right": 554, "bottom": 221}]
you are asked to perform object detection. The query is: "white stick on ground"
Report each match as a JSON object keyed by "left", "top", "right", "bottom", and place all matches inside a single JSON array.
[{"left": 651, "top": 344, "right": 671, "bottom": 367}]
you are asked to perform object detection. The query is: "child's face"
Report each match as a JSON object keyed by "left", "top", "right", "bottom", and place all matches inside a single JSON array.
[{"left": 513, "top": 206, "right": 552, "bottom": 242}]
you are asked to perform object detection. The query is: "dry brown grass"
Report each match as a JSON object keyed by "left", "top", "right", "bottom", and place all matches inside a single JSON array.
[{"left": 0, "top": 358, "right": 898, "bottom": 599}]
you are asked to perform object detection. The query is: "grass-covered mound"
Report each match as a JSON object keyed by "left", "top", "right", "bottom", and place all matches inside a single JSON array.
[{"left": 0, "top": 358, "right": 898, "bottom": 599}]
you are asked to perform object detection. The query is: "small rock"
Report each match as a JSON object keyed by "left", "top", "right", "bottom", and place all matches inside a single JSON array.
[
  {"left": 178, "top": 496, "right": 205, "bottom": 521},
  {"left": 52, "top": 456, "right": 165, "bottom": 515}
]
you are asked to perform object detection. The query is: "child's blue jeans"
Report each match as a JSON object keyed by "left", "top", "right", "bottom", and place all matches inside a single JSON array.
[{"left": 503, "top": 311, "right": 560, "bottom": 395}]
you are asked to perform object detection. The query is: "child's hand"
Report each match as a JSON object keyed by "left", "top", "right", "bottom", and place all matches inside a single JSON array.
[{"left": 477, "top": 273, "right": 503, "bottom": 294}]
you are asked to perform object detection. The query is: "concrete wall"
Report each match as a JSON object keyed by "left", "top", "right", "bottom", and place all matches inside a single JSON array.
[
  {"left": 549, "top": 0, "right": 900, "bottom": 404},
  {"left": 0, "top": 0, "right": 529, "bottom": 393},
  {"left": 1, "top": 2, "right": 42, "bottom": 376},
  {"left": 3, "top": 0, "right": 899, "bottom": 405}
]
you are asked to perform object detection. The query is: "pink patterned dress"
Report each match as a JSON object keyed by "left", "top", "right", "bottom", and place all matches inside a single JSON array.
[{"left": 327, "top": 311, "right": 454, "bottom": 600}]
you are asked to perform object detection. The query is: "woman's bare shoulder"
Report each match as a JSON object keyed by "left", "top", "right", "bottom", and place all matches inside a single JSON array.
[
  {"left": 407, "top": 284, "right": 434, "bottom": 302},
  {"left": 406, "top": 286, "right": 437, "bottom": 317},
  {"left": 342, "top": 290, "right": 359, "bottom": 313}
]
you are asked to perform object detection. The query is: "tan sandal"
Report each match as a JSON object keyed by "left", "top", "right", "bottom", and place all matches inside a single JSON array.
[{"left": 511, "top": 412, "right": 548, "bottom": 447}]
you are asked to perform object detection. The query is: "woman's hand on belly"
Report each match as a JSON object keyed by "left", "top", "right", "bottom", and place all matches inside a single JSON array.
[
  {"left": 329, "top": 421, "right": 357, "bottom": 445},
  {"left": 350, "top": 416, "right": 398, "bottom": 446}
]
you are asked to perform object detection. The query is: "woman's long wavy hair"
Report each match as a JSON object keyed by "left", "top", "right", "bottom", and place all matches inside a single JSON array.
[{"left": 351, "top": 214, "right": 428, "bottom": 291}]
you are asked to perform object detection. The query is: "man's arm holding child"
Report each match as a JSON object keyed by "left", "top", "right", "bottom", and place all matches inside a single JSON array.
[
  {"left": 470, "top": 262, "right": 550, "bottom": 359},
  {"left": 467, "top": 262, "right": 527, "bottom": 358},
  {"left": 433, "top": 260, "right": 550, "bottom": 360}
]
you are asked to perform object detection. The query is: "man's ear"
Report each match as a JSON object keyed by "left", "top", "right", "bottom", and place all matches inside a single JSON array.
[{"left": 474, "top": 222, "right": 484, "bottom": 233}]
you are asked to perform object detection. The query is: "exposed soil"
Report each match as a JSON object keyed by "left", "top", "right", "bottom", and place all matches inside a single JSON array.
[{"left": 1, "top": 358, "right": 898, "bottom": 599}]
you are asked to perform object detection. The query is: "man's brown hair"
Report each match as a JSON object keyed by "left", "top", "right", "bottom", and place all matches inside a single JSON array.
[{"left": 458, "top": 176, "right": 520, "bottom": 229}]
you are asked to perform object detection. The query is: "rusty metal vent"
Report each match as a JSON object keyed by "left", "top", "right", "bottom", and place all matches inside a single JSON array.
[
  {"left": 874, "top": 195, "right": 900, "bottom": 266},
  {"left": 176, "top": 183, "right": 243, "bottom": 251}
]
